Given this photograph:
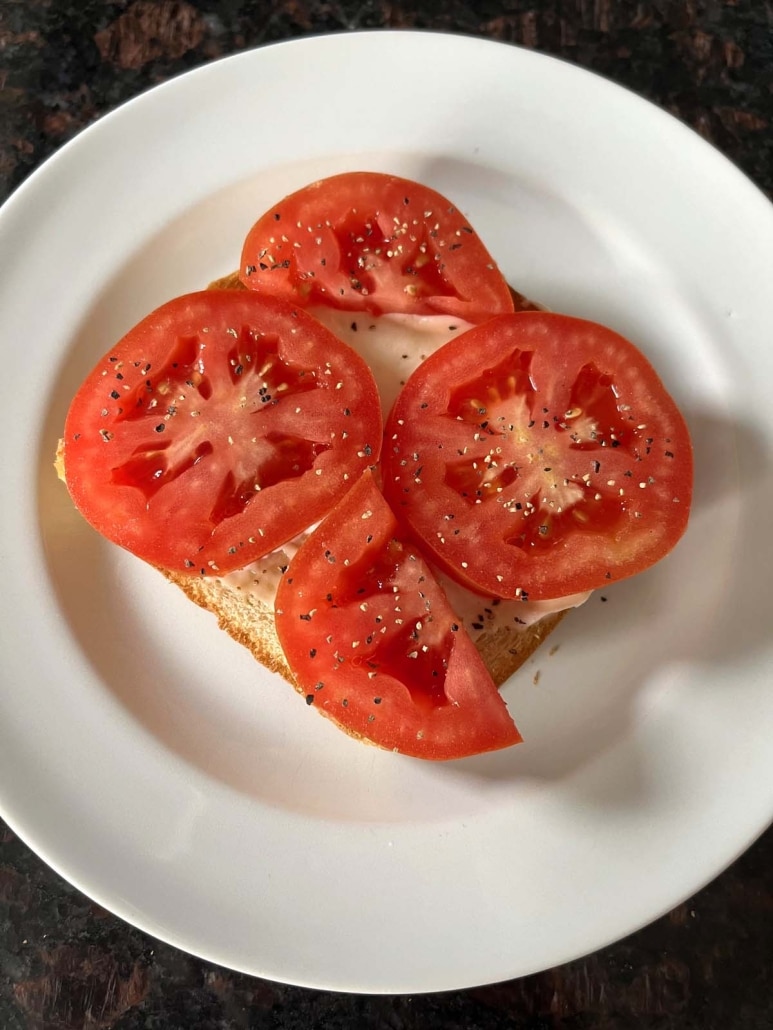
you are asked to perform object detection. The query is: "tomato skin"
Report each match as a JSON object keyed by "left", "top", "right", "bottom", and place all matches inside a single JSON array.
[
  {"left": 63, "top": 291, "right": 382, "bottom": 575},
  {"left": 275, "top": 471, "right": 521, "bottom": 761},
  {"left": 382, "top": 313, "right": 693, "bottom": 600},
  {"left": 240, "top": 172, "right": 515, "bottom": 324}
]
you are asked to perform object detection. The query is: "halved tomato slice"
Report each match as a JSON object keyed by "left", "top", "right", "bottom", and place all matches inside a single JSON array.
[
  {"left": 240, "top": 172, "right": 515, "bottom": 323},
  {"left": 382, "top": 313, "right": 693, "bottom": 600},
  {"left": 63, "top": 291, "right": 382, "bottom": 575},
  {"left": 274, "top": 471, "right": 521, "bottom": 760}
]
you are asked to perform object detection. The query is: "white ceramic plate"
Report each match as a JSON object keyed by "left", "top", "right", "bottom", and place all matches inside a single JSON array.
[{"left": 1, "top": 31, "right": 772, "bottom": 994}]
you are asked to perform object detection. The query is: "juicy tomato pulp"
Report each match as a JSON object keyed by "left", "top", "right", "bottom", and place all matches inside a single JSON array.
[
  {"left": 274, "top": 471, "right": 521, "bottom": 760},
  {"left": 240, "top": 172, "right": 515, "bottom": 324},
  {"left": 382, "top": 313, "right": 693, "bottom": 600},
  {"left": 64, "top": 291, "right": 382, "bottom": 575}
]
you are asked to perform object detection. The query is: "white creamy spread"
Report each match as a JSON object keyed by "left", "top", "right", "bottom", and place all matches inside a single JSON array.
[
  {"left": 218, "top": 309, "right": 591, "bottom": 638},
  {"left": 307, "top": 306, "right": 472, "bottom": 418},
  {"left": 434, "top": 573, "right": 589, "bottom": 639},
  {"left": 220, "top": 541, "right": 589, "bottom": 645}
]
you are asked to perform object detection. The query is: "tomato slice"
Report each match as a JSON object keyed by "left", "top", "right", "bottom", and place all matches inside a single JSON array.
[
  {"left": 274, "top": 471, "right": 521, "bottom": 760},
  {"left": 240, "top": 172, "right": 515, "bottom": 323},
  {"left": 63, "top": 291, "right": 382, "bottom": 575},
  {"left": 382, "top": 313, "right": 693, "bottom": 600}
]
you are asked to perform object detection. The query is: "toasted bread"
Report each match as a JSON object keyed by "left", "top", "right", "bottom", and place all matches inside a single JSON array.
[{"left": 56, "top": 273, "right": 569, "bottom": 714}]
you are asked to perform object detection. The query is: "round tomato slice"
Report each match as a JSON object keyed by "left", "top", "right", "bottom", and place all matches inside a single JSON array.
[
  {"left": 275, "top": 471, "right": 521, "bottom": 761},
  {"left": 240, "top": 172, "right": 514, "bottom": 323},
  {"left": 382, "top": 313, "right": 693, "bottom": 600},
  {"left": 63, "top": 291, "right": 382, "bottom": 575}
]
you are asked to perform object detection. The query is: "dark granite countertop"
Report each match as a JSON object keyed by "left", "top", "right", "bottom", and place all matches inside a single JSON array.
[{"left": 1, "top": 2, "right": 771, "bottom": 1028}]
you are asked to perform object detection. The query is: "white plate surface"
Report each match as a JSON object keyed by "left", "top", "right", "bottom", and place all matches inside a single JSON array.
[{"left": 1, "top": 31, "right": 772, "bottom": 994}]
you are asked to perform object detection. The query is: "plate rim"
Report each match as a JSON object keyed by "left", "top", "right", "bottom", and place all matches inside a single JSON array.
[{"left": 1, "top": 28, "right": 772, "bottom": 994}]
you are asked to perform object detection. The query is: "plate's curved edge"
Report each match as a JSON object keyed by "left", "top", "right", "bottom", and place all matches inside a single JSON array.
[
  {"left": 2, "top": 799, "right": 770, "bottom": 995},
  {"left": 1, "top": 29, "right": 773, "bottom": 995},
  {"left": 1, "top": 30, "right": 771, "bottom": 223}
]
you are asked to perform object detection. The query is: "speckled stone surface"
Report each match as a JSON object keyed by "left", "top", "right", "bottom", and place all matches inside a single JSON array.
[{"left": 1, "top": 2, "right": 771, "bottom": 1027}]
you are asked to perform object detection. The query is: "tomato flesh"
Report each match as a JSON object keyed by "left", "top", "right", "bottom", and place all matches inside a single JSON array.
[
  {"left": 275, "top": 471, "right": 521, "bottom": 760},
  {"left": 382, "top": 313, "right": 693, "bottom": 600},
  {"left": 240, "top": 172, "right": 514, "bottom": 323},
  {"left": 64, "top": 291, "right": 382, "bottom": 575}
]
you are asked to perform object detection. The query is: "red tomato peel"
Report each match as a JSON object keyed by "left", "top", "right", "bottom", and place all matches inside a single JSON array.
[
  {"left": 64, "top": 291, "right": 382, "bottom": 575},
  {"left": 275, "top": 471, "right": 521, "bottom": 760},
  {"left": 382, "top": 312, "right": 693, "bottom": 600},
  {"left": 240, "top": 171, "right": 515, "bottom": 323}
]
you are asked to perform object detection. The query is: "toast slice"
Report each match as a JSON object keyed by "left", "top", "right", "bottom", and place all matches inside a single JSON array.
[{"left": 56, "top": 274, "right": 571, "bottom": 708}]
